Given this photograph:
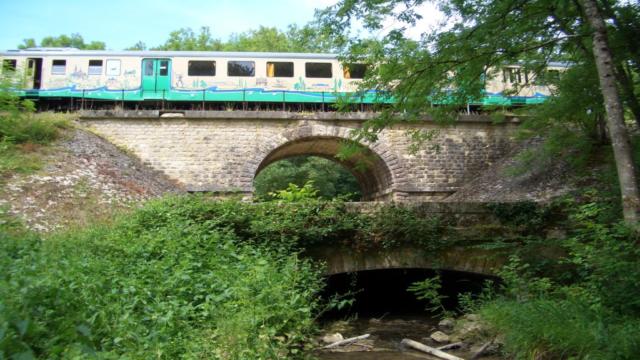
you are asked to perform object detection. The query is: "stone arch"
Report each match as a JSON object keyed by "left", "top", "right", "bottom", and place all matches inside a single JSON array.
[
  {"left": 243, "top": 123, "right": 409, "bottom": 201},
  {"left": 306, "top": 245, "right": 504, "bottom": 276}
]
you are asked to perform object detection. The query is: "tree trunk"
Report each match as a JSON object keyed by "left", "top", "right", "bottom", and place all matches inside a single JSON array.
[
  {"left": 582, "top": 0, "right": 640, "bottom": 225},
  {"left": 615, "top": 62, "right": 640, "bottom": 128}
]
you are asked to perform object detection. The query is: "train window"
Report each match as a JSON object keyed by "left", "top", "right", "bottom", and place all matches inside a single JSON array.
[
  {"left": 106, "top": 59, "right": 121, "bottom": 76},
  {"left": 188, "top": 61, "right": 216, "bottom": 76},
  {"left": 305, "top": 62, "right": 332, "bottom": 78},
  {"left": 144, "top": 61, "right": 154, "bottom": 76},
  {"left": 532, "top": 69, "right": 561, "bottom": 85},
  {"left": 88, "top": 60, "right": 103, "bottom": 75},
  {"left": 343, "top": 64, "right": 367, "bottom": 79},
  {"left": 2, "top": 59, "right": 17, "bottom": 72},
  {"left": 502, "top": 67, "right": 522, "bottom": 84},
  {"left": 159, "top": 60, "right": 169, "bottom": 76},
  {"left": 52, "top": 60, "right": 66, "bottom": 75},
  {"left": 267, "top": 62, "right": 293, "bottom": 77},
  {"left": 228, "top": 61, "right": 255, "bottom": 77},
  {"left": 546, "top": 69, "right": 561, "bottom": 83}
]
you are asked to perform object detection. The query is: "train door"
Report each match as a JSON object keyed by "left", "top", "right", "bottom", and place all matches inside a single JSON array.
[
  {"left": 141, "top": 58, "right": 171, "bottom": 98},
  {"left": 27, "top": 58, "right": 42, "bottom": 89}
]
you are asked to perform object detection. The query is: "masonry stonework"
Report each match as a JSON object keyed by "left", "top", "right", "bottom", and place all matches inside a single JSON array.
[{"left": 80, "top": 111, "right": 519, "bottom": 201}]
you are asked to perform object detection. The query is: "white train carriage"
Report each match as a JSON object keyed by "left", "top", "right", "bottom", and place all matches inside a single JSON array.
[{"left": 0, "top": 48, "right": 566, "bottom": 107}]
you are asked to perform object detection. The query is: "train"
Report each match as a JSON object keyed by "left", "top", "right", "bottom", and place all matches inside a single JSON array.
[{"left": 0, "top": 48, "right": 567, "bottom": 110}]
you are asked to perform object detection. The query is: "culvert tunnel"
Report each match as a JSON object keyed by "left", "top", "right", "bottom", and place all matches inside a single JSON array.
[{"left": 320, "top": 268, "right": 500, "bottom": 319}]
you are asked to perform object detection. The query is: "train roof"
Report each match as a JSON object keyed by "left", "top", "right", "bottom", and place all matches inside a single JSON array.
[
  {"left": 0, "top": 48, "right": 338, "bottom": 60},
  {"left": 0, "top": 48, "right": 571, "bottom": 68}
]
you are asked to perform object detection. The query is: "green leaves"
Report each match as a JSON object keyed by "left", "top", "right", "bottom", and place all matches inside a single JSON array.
[
  {"left": 268, "top": 181, "right": 320, "bottom": 202},
  {"left": 407, "top": 275, "right": 452, "bottom": 317},
  {"left": 474, "top": 191, "right": 640, "bottom": 359},
  {"left": 254, "top": 156, "right": 361, "bottom": 201},
  {"left": 18, "top": 33, "right": 105, "bottom": 50},
  {"left": 0, "top": 196, "right": 324, "bottom": 358},
  {"left": 147, "top": 23, "right": 343, "bottom": 53}
]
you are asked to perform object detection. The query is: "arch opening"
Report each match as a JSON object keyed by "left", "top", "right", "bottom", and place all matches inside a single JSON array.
[
  {"left": 254, "top": 155, "right": 362, "bottom": 200},
  {"left": 321, "top": 268, "right": 499, "bottom": 319},
  {"left": 254, "top": 136, "right": 395, "bottom": 201}
]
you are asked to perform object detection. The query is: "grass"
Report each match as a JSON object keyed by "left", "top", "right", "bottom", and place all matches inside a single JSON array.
[
  {"left": 481, "top": 298, "right": 640, "bottom": 360},
  {"left": 468, "top": 199, "right": 640, "bottom": 360},
  {"left": 0, "top": 196, "right": 324, "bottom": 359},
  {"left": 0, "top": 142, "right": 42, "bottom": 176},
  {"left": 0, "top": 112, "right": 73, "bottom": 179}
]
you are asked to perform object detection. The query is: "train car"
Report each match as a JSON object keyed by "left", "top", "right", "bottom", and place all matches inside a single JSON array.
[{"left": 0, "top": 48, "right": 567, "bottom": 109}]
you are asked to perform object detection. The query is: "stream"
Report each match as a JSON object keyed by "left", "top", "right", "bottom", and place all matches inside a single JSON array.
[
  {"left": 317, "top": 315, "right": 441, "bottom": 359},
  {"left": 317, "top": 315, "right": 503, "bottom": 359},
  {"left": 316, "top": 269, "right": 503, "bottom": 360}
]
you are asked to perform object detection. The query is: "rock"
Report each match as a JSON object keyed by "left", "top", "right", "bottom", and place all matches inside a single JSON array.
[
  {"left": 464, "top": 313, "right": 481, "bottom": 322},
  {"left": 438, "top": 318, "right": 455, "bottom": 332},
  {"left": 430, "top": 331, "right": 450, "bottom": 343},
  {"left": 450, "top": 320, "right": 485, "bottom": 342},
  {"left": 322, "top": 333, "right": 344, "bottom": 344},
  {"left": 470, "top": 341, "right": 501, "bottom": 356}
]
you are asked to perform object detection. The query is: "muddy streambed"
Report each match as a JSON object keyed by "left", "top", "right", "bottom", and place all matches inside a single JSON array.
[
  {"left": 316, "top": 316, "right": 501, "bottom": 360},
  {"left": 316, "top": 269, "right": 502, "bottom": 359}
]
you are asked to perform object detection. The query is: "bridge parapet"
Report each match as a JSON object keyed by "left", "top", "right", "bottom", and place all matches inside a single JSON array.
[{"left": 80, "top": 110, "right": 522, "bottom": 123}]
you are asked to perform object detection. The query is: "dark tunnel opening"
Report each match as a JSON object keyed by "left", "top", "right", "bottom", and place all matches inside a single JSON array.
[{"left": 320, "top": 268, "right": 500, "bottom": 319}]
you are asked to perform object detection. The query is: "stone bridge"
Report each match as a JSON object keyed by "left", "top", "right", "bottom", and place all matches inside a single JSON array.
[
  {"left": 307, "top": 202, "right": 512, "bottom": 276},
  {"left": 80, "top": 110, "right": 519, "bottom": 202},
  {"left": 310, "top": 244, "right": 504, "bottom": 276}
]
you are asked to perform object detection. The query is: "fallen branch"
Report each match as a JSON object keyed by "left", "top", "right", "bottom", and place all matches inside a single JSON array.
[
  {"left": 322, "top": 334, "right": 370, "bottom": 349},
  {"left": 401, "top": 339, "right": 466, "bottom": 360},
  {"left": 437, "top": 342, "right": 465, "bottom": 351},
  {"left": 470, "top": 339, "right": 494, "bottom": 360},
  {"left": 354, "top": 343, "right": 374, "bottom": 350}
]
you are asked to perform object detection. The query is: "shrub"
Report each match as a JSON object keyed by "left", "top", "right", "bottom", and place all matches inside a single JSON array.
[
  {"left": 0, "top": 196, "right": 323, "bottom": 359},
  {"left": 0, "top": 112, "right": 71, "bottom": 145},
  {"left": 482, "top": 298, "right": 640, "bottom": 360},
  {"left": 359, "top": 205, "right": 443, "bottom": 250},
  {"left": 474, "top": 199, "right": 640, "bottom": 359},
  {"left": 0, "top": 69, "right": 71, "bottom": 178}
]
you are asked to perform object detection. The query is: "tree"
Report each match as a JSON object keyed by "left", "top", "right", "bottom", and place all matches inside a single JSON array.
[
  {"left": 17, "top": 39, "right": 36, "bottom": 49},
  {"left": 153, "top": 27, "right": 223, "bottom": 51},
  {"left": 582, "top": 0, "right": 639, "bottom": 223},
  {"left": 319, "top": 0, "right": 640, "bottom": 224},
  {"left": 18, "top": 33, "right": 106, "bottom": 50},
  {"left": 254, "top": 156, "right": 361, "bottom": 200},
  {"left": 286, "top": 23, "right": 345, "bottom": 53},
  {"left": 224, "top": 26, "right": 294, "bottom": 52},
  {"left": 19, "top": 34, "right": 105, "bottom": 50},
  {"left": 153, "top": 23, "right": 341, "bottom": 53},
  {"left": 126, "top": 41, "right": 147, "bottom": 51}
]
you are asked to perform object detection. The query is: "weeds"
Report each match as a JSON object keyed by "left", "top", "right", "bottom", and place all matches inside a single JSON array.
[
  {"left": 0, "top": 196, "right": 324, "bottom": 359},
  {"left": 473, "top": 199, "right": 640, "bottom": 359},
  {"left": 407, "top": 275, "right": 453, "bottom": 318},
  {"left": 0, "top": 69, "right": 72, "bottom": 178}
]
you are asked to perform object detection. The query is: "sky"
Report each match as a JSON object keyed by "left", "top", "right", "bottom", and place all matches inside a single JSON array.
[
  {"left": 0, "top": 0, "right": 338, "bottom": 50},
  {"left": 0, "top": 0, "right": 444, "bottom": 51}
]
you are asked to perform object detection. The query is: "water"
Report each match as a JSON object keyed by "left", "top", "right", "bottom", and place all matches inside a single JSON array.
[
  {"left": 316, "top": 269, "right": 502, "bottom": 359},
  {"left": 317, "top": 315, "right": 444, "bottom": 360},
  {"left": 319, "top": 351, "right": 436, "bottom": 359},
  {"left": 316, "top": 315, "right": 503, "bottom": 360}
]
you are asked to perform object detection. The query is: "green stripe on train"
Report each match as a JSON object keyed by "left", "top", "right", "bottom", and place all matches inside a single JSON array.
[{"left": 21, "top": 89, "right": 544, "bottom": 106}]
